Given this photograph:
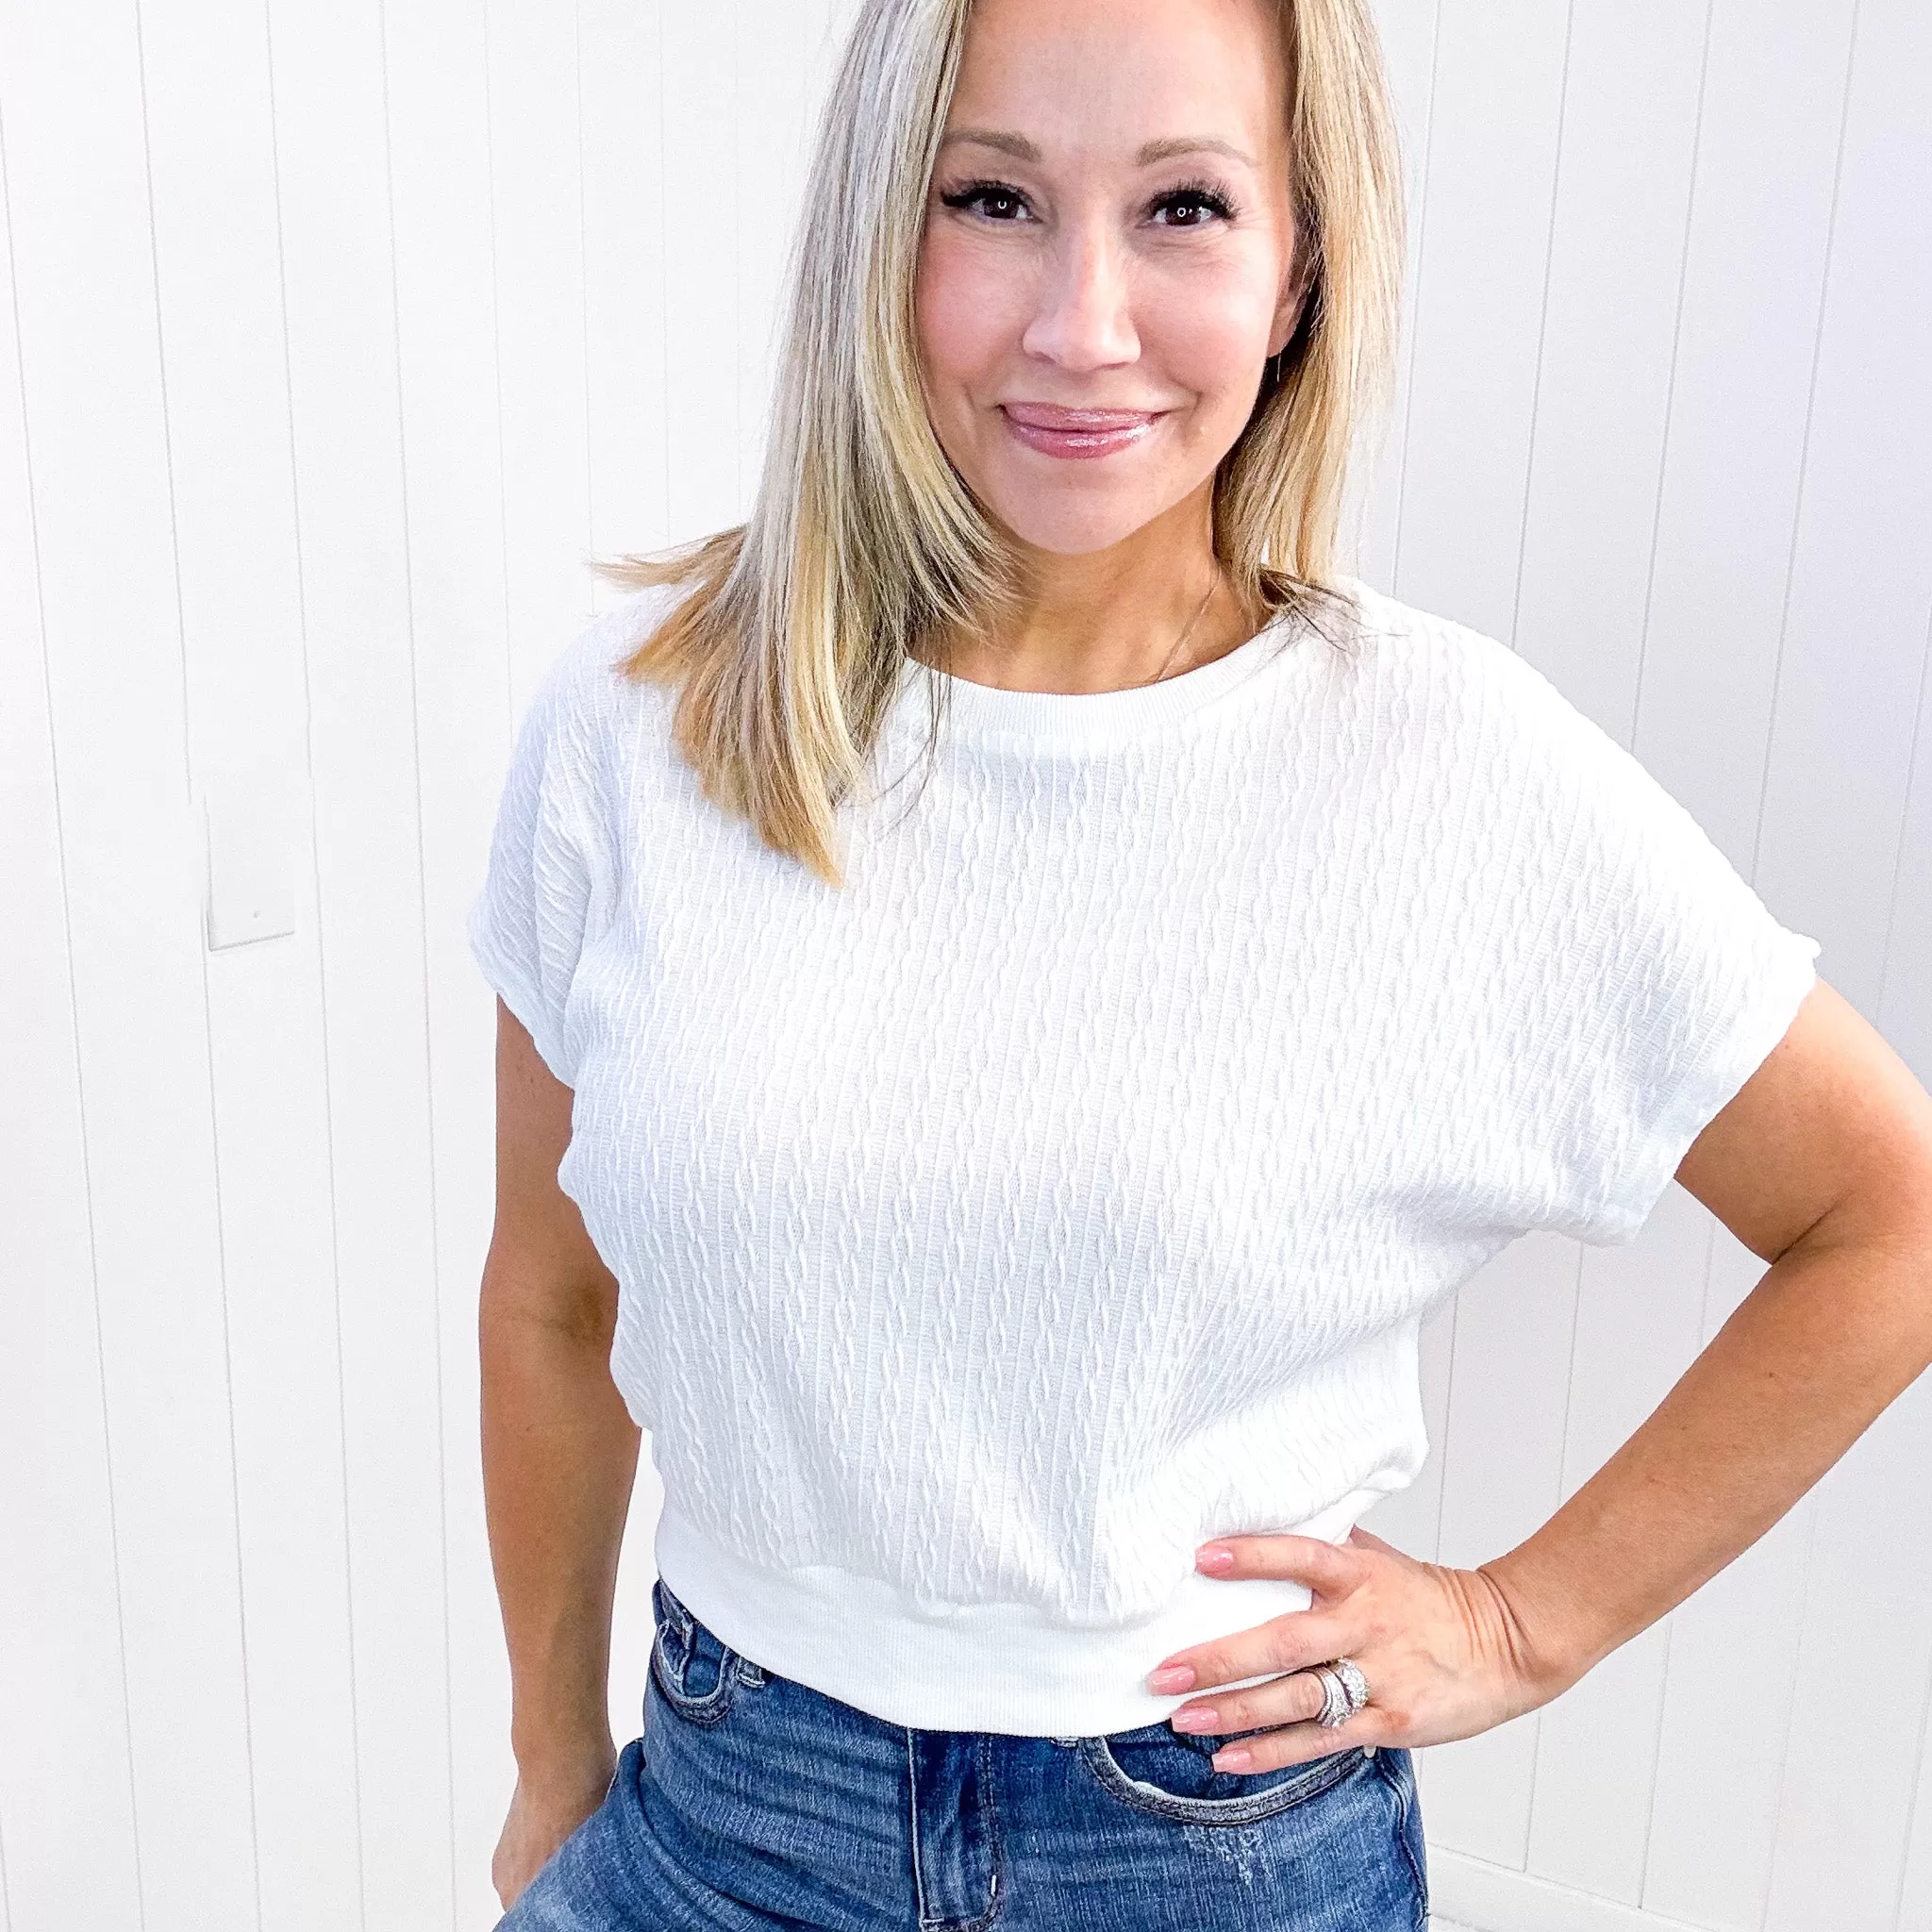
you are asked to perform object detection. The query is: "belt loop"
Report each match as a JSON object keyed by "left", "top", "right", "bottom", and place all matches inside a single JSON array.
[{"left": 658, "top": 1577, "right": 693, "bottom": 1640}]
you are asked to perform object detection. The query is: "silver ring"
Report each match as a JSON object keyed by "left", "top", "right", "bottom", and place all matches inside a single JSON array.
[
  {"left": 1331, "top": 1657, "right": 1370, "bottom": 1712},
  {"left": 1310, "top": 1657, "right": 1370, "bottom": 1727},
  {"left": 1311, "top": 1666, "right": 1348, "bottom": 1726}
]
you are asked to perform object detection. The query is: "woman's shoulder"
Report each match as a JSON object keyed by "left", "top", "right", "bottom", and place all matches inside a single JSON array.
[
  {"left": 1337, "top": 578, "right": 1722, "bottom": 895},
  {"left": 1339, "top": 575, "right": 1519, "bottom": 678},
  {"left": 496, "top": 581, "right": 695, "bottom": 833},
  {"left": 542, "top": 580, "right": 692, "bottom": 720},
  {"left": 1334, "top": 575, "right": 1604, "bottom": 744}
]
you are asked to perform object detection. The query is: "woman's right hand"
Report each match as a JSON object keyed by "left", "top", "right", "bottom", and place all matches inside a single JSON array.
[{"left": 491, "top": 1748, "right": 619, "bottom": 1913}]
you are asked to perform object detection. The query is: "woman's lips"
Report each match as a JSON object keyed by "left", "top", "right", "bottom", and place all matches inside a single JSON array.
[{"left": 999, "top": 402, "right": 1161, "bottom": 459}]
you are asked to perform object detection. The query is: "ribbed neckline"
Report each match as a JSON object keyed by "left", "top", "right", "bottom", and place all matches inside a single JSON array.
[{"left": 883, "top": 600, "right": 1309, "bottom": 753}]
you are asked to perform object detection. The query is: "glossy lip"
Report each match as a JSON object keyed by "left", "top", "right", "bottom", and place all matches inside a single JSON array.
[
  {"left": 1003, "top": 402, "right": 1162, "bottom": 429},
  {"left": 999, "top": 401, "right": 1164, "bottom": 459}
]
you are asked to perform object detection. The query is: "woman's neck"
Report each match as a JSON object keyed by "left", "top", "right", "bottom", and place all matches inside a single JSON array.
[{"left": 913, "top": 532, "right": 1269, "bottom": 698}]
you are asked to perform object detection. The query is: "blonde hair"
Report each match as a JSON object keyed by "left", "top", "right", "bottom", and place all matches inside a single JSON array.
[{"left": 601, "top": 0, "right": 1407, "bottom": 887}]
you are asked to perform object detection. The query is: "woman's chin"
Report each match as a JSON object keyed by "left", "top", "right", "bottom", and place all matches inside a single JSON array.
[{"left": 986, "top": 495, "right": 1180, "bottom": 558}]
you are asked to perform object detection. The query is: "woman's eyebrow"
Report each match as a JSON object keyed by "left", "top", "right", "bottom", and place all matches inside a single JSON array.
[
  {"left": 1137, "top": 135, "right": 1255, "bottom": 168},
  {"left": 937, "top": 128, "right": 1256, "bottom": 169}
]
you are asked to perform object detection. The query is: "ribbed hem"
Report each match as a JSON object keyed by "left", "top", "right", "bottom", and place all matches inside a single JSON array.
[
  {"left": 883, "top": 601, "right": 1311, "bottom": 755},
  {"left": 652, "top": 1487, "right": 1391, "bottom": 1738}
]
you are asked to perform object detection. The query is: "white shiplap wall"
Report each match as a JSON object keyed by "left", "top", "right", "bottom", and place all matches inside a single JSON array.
[{"left": 1, "top": 3, "right": 1927, "bottom": 1930}]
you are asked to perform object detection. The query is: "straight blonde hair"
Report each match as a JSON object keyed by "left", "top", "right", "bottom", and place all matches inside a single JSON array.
[{"left": 600, "top": 0, "right": 1407, "bottom": 887}]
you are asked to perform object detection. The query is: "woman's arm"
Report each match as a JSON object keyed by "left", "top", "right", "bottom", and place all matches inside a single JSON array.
[
  {"left": 480, "top": 1000, "right": 641, "bottom": 1895},
  {"left": 1481, "top": 974, "right": 1932, "bottom": 1697},
  {"left": 1149, "top": 974, "right": 1932, "bottom": 1769}
]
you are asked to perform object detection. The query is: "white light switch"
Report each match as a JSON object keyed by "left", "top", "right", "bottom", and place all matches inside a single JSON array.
[{"left": 202, "top": 773, "right": 299, "bottom": 949}]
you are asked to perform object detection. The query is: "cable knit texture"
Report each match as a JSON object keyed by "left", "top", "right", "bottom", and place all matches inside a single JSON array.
[{"left": 467, "top": 575, "right": 1821, "bottom": 1736}]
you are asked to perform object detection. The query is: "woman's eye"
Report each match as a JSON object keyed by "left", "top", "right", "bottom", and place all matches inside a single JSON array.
[
  {"left": 1153, "top": 186, "right": 1237, "bottom": 228},
  {"left": 939, "top": 181, "right": 1031, "bottom": 223}
]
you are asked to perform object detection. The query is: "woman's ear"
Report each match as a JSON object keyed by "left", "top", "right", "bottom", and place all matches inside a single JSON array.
[{"left": 1268, "top": 251, "right": 1316, "bottom": 358}]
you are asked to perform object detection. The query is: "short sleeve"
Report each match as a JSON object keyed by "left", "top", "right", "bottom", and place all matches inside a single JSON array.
[
  {"left": 466, "top": 626, "right": 614, "bottom": 1089},
  {"left": 1480, "top": 644, "right": 1822, "bottom": 1248}
]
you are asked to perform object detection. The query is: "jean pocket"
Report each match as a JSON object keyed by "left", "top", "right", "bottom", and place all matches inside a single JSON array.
[
  {"left": 1078, "top": 1721, "right": 1371, "bottom": 1827},
  {"left": 648, "top": 1580, "right": 752, "bottom": 1727}
]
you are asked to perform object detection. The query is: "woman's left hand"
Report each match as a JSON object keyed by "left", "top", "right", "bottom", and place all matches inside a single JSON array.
[{"left": 1144, "top": 1524, "right": 1570, "bottom": 1770}]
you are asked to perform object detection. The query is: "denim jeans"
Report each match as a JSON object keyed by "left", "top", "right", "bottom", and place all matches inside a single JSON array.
[{"left": 496, "top": 1575, "right": 1429, "bottom": 1929}]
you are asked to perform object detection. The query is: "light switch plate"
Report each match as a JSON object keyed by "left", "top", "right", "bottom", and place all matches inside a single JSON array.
[{"left": 202, "top": 774, "right": 299, "bottom": 949}]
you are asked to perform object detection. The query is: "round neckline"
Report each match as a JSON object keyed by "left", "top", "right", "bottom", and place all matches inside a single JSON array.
[{"left": 885, "top": 602, "right": 1307, "bottom": 752}]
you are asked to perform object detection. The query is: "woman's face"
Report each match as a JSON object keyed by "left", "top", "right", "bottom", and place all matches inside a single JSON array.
[{"left": 915, "top": 0, "right": 1305, "bottom": 559}]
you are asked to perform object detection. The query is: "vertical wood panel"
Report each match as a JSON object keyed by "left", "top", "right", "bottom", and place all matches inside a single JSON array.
[
  {"left": 1626, "top": 3, "right": 1860, "bottom": 1924},
  {"left": 1902, "top": 1656, "right": 1932, "bottom": 1928},
  {"left": 1354, "top": 0, "right": 1441, "bottom": 591},
  {"left": 1388, "top": 0, "right": 1572, "bottom": 638},
  {"left": 144, "top": 4, "right": 370, "bottom": 1928},
  {"left": 1633, "top": 0, "right": 1857, "bottom": 872},
  {"left": 265, "top": 0, "right": 456, "bottom": 1923},
  {"left": 659, "top": 1, "right": 743, "bottom": 538},
  {"left": 0, "top": 71, "right": 145, "bottom": 1932},
  {"left": 487, "top": 0, "right": 594, "bottom": 658},
  {"left": 580, "top": 0, "right": 672, "bottom": 587},
  {"left": 1509, "top": 0, "right": 1708, "bottom": 735},
  {"left": 1, "top": 2, "right": 258, "bottom": 1924},
  {"left": 1507, "top": 0, "right": 1713, "bottom": 1904},
  {"left": 380, "top": 0, "right": 516, "bottom": 1923},
  {"left": 732, "top": 0, "right": 808, "bottom": 507}
]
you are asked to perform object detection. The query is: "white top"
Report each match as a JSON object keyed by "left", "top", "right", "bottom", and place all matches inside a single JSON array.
[{"left": 466, "top": 575, "right": 1820, "bottom": 1738}]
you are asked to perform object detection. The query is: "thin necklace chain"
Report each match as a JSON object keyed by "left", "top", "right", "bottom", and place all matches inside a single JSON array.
[
  {"left": 908, "top": 569, "right": 1225, "bottom": 688},
  {"left": 1139, "top": 570, "right": 1222, "bottom": 689}
]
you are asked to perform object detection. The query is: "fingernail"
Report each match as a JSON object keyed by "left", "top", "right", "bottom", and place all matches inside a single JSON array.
[
  {"left": 1148, "top": 1664, "right": 1194, "bottom": 1691},
  {"left": 1196, "top": 1544, "right": 1234, "bottom": 1572},
  {"left": 1170, "top": 1707, "right": 1217, "bottom": 1732},
  {"left": 1212, "top": 1747, "right": 1252, "bottom": 1770}
]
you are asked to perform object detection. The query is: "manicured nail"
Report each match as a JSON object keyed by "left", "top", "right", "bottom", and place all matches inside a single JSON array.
[
  {"left": 1212, "top": 1747, "right": 1252, "bottom": 1770},
  {"left": 1170, "top": 1707, "right": 1217, "bottom": 1732},
  {"left": 1148, "top": 1664, "right": 1194, "bottom": 1691},
  {"left": 1196, "top": 1544, "right": 1234, "bottom": 1572}
]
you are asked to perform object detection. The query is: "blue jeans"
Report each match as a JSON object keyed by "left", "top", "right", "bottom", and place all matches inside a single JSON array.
[{"left": 496, "top": 1576, "right": 1429, "bottom": 1929}]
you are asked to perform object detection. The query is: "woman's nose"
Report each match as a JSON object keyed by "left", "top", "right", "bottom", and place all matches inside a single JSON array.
[{"left": 1019, "top": 224, "right": 1140, "bottom": 373}]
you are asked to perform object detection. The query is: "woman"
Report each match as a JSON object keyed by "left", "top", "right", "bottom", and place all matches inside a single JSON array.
[{"left": 469, "top": 0, "right": 1932, "bottom": 1924}]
